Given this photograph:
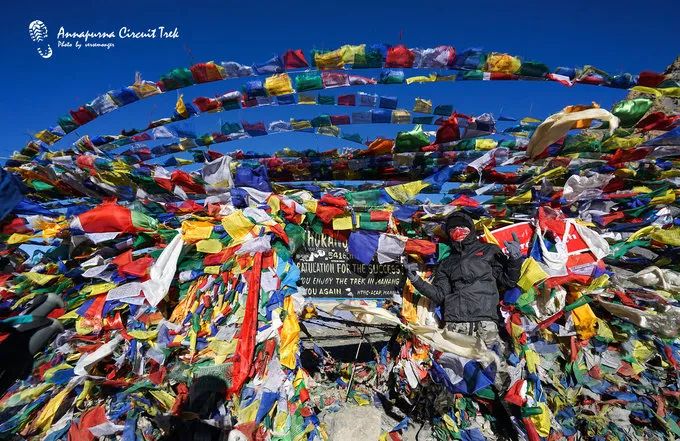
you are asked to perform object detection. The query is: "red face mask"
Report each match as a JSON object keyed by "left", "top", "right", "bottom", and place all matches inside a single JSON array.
[{"left": 449, "top": 226, "right": 470, "bottom": 242}]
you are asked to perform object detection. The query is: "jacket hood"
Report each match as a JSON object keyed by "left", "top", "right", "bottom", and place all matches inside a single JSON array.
[{"left": 445, "top": 212, "right": 477, "bottom": 247}]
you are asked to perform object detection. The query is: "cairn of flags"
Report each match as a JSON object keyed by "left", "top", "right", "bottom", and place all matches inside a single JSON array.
[{"left": 0, "top": 43, "right": 679, "bottom": 440}]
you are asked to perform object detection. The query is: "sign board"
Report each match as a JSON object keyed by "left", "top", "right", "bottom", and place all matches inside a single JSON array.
[{"left": 297, "top": 232, "right": 403, "bottom": 298}]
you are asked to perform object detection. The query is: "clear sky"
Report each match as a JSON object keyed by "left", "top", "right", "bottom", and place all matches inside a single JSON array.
[{"left": 1, "top": 0, "right": 678, "bottom": 159}]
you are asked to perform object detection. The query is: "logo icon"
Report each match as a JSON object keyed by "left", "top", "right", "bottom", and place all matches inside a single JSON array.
[{"left": 28, "top": 20, "right": 52, "bottom": 59}]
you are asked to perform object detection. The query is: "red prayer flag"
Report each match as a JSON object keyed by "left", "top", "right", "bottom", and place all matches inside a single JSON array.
[
  {"left": 385, "top": 45, "right": 415, "bottom": 68},
  {"left": 637, "top": 71, "right": 666, "bottom": 88},
  {"left": 75, "top": 200, "right": 134, "bottom": 233},
  {"left": 319, "top": 194, "right": 348, "bottom": 208},
  {"left": 404, "top": 239, "right": 436, "bottom": 256},
  {"left": 229, "top": 252, "right": 262, "bottom": 397},
  {"left": 283, "top": 49, "right": 308, "bottom": 69},
  {"left": 635, "top": 112, "right": 679, "bottom": 132},
  {"left": 67, "top": 405, "right": 107, "bottom": 441}
]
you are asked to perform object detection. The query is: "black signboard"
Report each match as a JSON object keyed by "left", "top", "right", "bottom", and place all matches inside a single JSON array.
[{"left": 297, "top": 232, "right": 404, "bottom": 298}]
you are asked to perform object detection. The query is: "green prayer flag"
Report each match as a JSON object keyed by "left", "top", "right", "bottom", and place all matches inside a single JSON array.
[
  {"left": 612, "top": 98, "right": 653, "bottom": 127},
  {"left": 394, "top": 125, "right": 430, "bottom": 153}
]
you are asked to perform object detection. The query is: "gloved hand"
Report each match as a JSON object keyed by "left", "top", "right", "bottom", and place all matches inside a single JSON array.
[
  {"left": 403, "top": 261, "right": 420, "bottom": 282},
  {"left": 504, "top": 232, "right": 522, "bottom": 260}
]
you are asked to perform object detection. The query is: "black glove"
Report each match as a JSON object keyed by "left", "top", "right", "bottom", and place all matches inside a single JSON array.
[
  {"left": 403, "top": 261, "right": 420, "bottom": 282},
  {"left": 504, "top": 232, "right": 522, "bottom": 260}
]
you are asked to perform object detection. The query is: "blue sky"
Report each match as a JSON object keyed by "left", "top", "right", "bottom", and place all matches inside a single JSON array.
[{"left": 1, "top": 0, "right": 678, "bottom": 159}]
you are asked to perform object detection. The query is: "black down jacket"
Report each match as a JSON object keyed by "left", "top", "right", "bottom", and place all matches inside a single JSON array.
[{"left": 411, "top": 213, "right": 521, "bottom": 323}]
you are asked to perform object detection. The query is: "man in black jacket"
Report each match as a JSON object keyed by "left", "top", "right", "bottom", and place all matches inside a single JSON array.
[{"left": 404, "top": 212, "right": 522, "bottom": 373}]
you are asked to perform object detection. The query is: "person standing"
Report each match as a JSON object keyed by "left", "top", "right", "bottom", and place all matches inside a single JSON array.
[{"left": 404, "top": 212, "right": 522, "bottom": 381}]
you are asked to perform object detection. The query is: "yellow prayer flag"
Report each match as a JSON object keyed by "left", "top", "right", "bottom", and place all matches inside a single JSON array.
[
  {"left": 602, "top": 136, "right": 644, "bottom": 151},
  {"left": 650, "top": 189, "right": 675, "bottom": 205},
  {"left": 291, "top": 119, "right": 313, "bottom": 130},
  {"left": 442, "top": 414, "right": 459, "bottom": 432},
  {"left": 40, "top": 220, "right": 65, "bottom": 239},
  {"left": 127, "top": 329, "right": 159, "bottom": 340},
  {"left": 354, "top": 394, "right": 371, "bottom": 405},
  {"left": 149, "top": 390, "right": 176, "bottom": 411},
  {"left": 196, "top": 239, "right": 223, "bottom": 254},
  {"left": 302, "top": 199, "right": 317, "bottom": 213},
  {"left": 111, "top": 160, "right": 132, "bottom": 174},
  {"left": 57, "top": 311, "right": 79, "bottom": 323},
  {"left": 631, "top": 86, "right": 680, "bottom": 97},
  {"left": 273, "top": 409, "right": 289, "bottom": 432},
  {"left": 486, "top": 53, "right": 521, "bottom": 73},
  {"left": 264, "top": 73, "right": 294, "bottom": 96},
  {"left": 237, "top": 397, "right": 261, "bottom": 423},
  {"left": 35, "top": 129, "right": 61, "bottom": 144},
  {"left": 76, "top": 380, "right": 94, "bottom": 407},
  {"left": 181, "top": 220, "right": 215, "bottom": 241},
  {"left": 661, "top": 170, "right": 680, "bottom": 179},
  {"left": 630, "top": 85, "right": 662, "bottom": 97},
  {"left": 221, "top": 211, "right": 254, "bottom": 240},
  {"left": 525, "top": 349, "right": 540, "bottom": 373},
  {"left": 266, "top": 195, "right": 282, "bottom": 214},
  {"left": 340, "top": 44, "right": 365, "bottom": 63},
  {"left": 631, "top": 186, "right": 652, "bottom": 193},
  {"left": 613, "top": 168, "right": 636, "bottom": 179},
  {"left": 280, "top": 295, "right": 301, "bottom": 369},
  {"left": 569, "top": 292, "right": 597, "bottom": 340},
  {"left": 585, "top": 275, "right": 610, "bottom": 292},
  {"left": 507, "top": 190, "right": 532, "bottom": 205},
  {"left": 632, "top": 340, "right": 655, "bottom": 363},
  {"left": 7, "top": 233, "right": 34, "bottom": 244},
  {"left": 627, "top": 225, "right": 657, "bottom": 242},
  {"left": 81, "top": 282, "right": 116, "bottom": 296},
  {"left": 385, "top": 180, "right": 429, "bottom": 203},
  {"left": 475, "top": 139, "right": 498, "bottom": 150},
  {"left": 406, "top": 74, "right": 437, "bottom": 84},
  {"left": 482, "top": 225, "right": 501, "bottom": 247},
  {"left": 175, "top": 94, "right": 188, "bottom": 118},
  {"left": 31, "top": 383, "right": 75, "bottom": 433},
  {"left": 596, "top": 318, "right": 614, "bottom": 341},
  {"left": 23, "top": 272, "right": 57, "bottom": 285},
  {"left": 659, "top": 87, "right": 680, "bottom": 97},
  {"left": 332, "top": 215, "right": 353, "bottom": 230},
  {"left": 75, "top": 318, "right": 96, "bottom": 335},
  {"left": 314, "top": 49, "right": 345, "bottom": 69},
  {"left": 204, "top": 265, "right": 220, "bottom": 274},
  {"left": 529, "top": 403, "right": 552, "bottom": 437},
  {"left": 563, "top": 103, "right": 600, "bottom": 129},
  {"left": 0, "top": 383, "right": 51, "bottom": 410},
  {"left": 630, "top": 361, "right": 645, "bottom": 375},
  {"left": 650, "top": 227, "right": 680, "bottom": 246},
  {"left": 517, "top": 258, "right": 548, "bottom": 291},
  {"left": 210, "top": 340, "right": 237, "bottom": 364},
  {"left": 401, "top": 281, "right": 419, "bottom": 324}
]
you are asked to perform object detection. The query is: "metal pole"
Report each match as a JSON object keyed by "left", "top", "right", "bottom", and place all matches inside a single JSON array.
[{"left": 345, "top": 324, "right": 367, "bottom": 402}]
